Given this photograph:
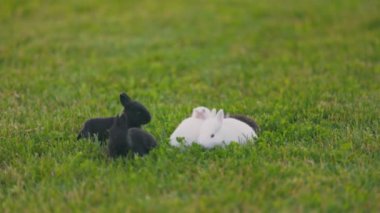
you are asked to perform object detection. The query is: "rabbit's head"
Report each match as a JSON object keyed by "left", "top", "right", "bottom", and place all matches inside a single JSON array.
[
  {"left": 120, "top": 93, "right": 151, "bottom": 127},
  {"left": 191, "top": 106, "right": 212, "bottom": 119},
  {"left": 197, "top": 109, "right": 225, "bottom": 145}
]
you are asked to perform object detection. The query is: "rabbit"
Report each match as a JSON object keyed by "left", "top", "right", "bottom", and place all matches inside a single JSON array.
[
  {"left": 108, "top": 114, "right": 157, "bottom": 158},
  {"left": 169, "top": 106, "right": 214, "bottom": 147},
  {"left": 76, "top": 117, "right": 115, "bottom": 142},
  {"left": 127, "top": 128, "right": 157, "bottom": 156},
  {"left": 77, "top": 92, "right": 151, "bottom": 142},
  {"left": 108, "top": 114, "right": 129, "bottom": 157},
  {"left": 197, "top": 109, "right": 258, "bottom": 149}
]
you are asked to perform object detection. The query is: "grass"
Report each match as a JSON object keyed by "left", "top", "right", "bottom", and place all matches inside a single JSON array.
[{"left": 0, "top": 0, "right": 379, "bottom": 212}]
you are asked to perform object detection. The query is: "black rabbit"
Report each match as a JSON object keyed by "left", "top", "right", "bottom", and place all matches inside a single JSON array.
[
  {"left": 108, "top": 114, "right": 130, "bottom": 157},
  {"left": 127, "top": 128, "right": 157, "bottom": 156},
  {"left": 77, "top": 93, "right": 151, "bottom": 142},
  {"left": 108, "top": 114, "right": 157, "bottom": 158}
]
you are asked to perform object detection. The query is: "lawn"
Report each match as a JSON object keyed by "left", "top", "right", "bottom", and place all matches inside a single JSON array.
[{"left": 0, "top": 0, "right": 379, "bottom": 212}]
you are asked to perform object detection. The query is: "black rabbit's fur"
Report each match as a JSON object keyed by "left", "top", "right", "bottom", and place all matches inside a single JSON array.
[
  {"left": 108, "top": 114, "right": 130, "bottom": 157},
  {"left": 77, "top": 93, "right": 151, "bottom": 142},
  {"left": 108, "top": 114, "right": 157, "bottom": 158},
  {"left": 77, "top": 117, "right": 115, "bottom": 142},
  {"left": 229, "top": 115, "right": 260, "bottom": 133},
  {"left": 127, "top": 128, "right": 157, "bottom": 156}
]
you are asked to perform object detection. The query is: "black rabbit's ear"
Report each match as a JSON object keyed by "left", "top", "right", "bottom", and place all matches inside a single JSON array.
[{"left": 120, "top": 93, "right": 131, "bottom": 107}]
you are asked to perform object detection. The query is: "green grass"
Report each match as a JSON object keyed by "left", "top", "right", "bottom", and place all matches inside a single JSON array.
[{"left": 1, "top": 0, "right": 379, "bottom": 212}]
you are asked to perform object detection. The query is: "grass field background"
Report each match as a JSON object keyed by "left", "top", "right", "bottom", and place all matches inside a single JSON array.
[{"left": 1, "top": 0, "right": 379, "bottom": 212}]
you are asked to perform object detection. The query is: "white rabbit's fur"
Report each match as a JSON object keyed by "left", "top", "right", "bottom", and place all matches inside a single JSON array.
[
  {"left": 169, "top": 107, "right": 213, "bottom": 147},
  {"left": 197, "top": 110, "right": 257, "bottom": 148}
]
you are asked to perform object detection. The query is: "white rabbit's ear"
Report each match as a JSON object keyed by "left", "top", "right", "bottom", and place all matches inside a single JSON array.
[
  {"left": 216, "top": 110, "right": 224, "bottom": 123},
  {"left": 192, "top": 107, "right": 203, "bottom": 118},
  {"left": 211, "top": 108, "right": 217, "bottom": 116}
]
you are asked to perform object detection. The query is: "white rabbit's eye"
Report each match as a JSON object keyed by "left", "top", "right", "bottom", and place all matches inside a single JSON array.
[{"left": 211, "top": 134, "right": 215, "bottom": 138}]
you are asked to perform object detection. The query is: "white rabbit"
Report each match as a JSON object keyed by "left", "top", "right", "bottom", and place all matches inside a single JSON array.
[
  {"left": 169, "top": 107, "right": 214, "bottom": 147},
  {"left": 197, "top": 109, "right": 257, "bottom": 148}
]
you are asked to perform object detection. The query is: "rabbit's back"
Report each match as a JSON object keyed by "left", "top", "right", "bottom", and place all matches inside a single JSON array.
[
  {"left": 170, "top": 118, "right": 203, "bottom": 146},
  {"left": 211, "top": 118, "right": 256, "bottom": 146},
  {"left": 77, "top": 117, "right": 115, "bottom": 142},
  {"left": 128, "top": 128, "right": 157, "bottom": 156},
  {"left": 224, "top": 118, "right": 257, "bottom": 138}
]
